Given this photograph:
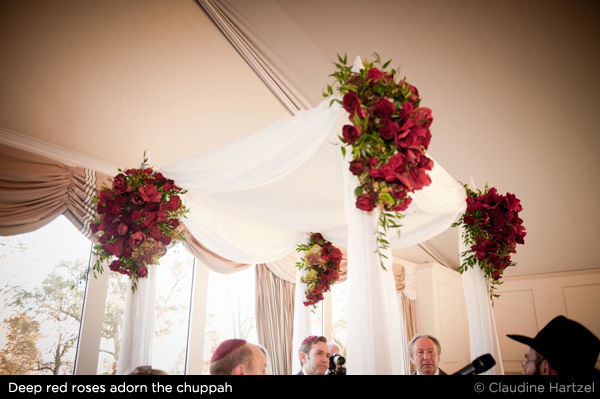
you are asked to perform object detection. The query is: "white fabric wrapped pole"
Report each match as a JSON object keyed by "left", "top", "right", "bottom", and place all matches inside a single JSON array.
[
  {"left": 291, "top": 245, "right": 311, "bottom": 373},
  {"left": 342, "top": 53, "right": 404, "bottom": 371},
  {"left": 460, "top": 176, "right": 504, "bottom": 375},
  {"left": 116, "top": 264, "right": 158, "bottom": 375}
]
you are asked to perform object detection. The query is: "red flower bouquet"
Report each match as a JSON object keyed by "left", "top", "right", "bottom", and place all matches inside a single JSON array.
[
  {"left": 86, "top": 155, "right": 189, "bottom": 292},
  {"left": 324, "top": 54, "right": 434, "bottom": 267},
  {"left": 296, "top": 233, "right": 343, "bottom": 308},
  {"left": 453, "top": 184, "right": 526, "bottom": 301}
]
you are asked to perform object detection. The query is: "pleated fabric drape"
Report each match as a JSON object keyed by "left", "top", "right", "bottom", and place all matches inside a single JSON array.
[
  {"left": 255, "top": 263, "right": 295, "bottom": 375},
  {"left": 0, "top": 143, "right": 106, "bottom": 239}
]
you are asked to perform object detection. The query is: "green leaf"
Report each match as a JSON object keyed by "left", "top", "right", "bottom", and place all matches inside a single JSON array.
[{"left": 341, "top": 146, "right": 346, "bottom": 157}]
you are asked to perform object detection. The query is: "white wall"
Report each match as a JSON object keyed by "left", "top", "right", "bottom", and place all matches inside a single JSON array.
[
  {"left": 414, "top": 262, "right": 470, "bottom": 374},
  {"left": 493, "top": 269, "right": 600, "bottom": 374}
]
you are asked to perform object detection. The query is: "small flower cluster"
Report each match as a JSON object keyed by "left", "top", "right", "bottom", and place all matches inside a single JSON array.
[
  {"left": 296, "top": 233, "right": 343, "bottom": 308},
  {"left": 453, "top": 184, "right": 526, "bottom": 300},
  {"left": 87, "top": 156, "right": 188, "bottom": 292},
  {"left": 324, "top": 54, "right": 434, "bottom": 267}
]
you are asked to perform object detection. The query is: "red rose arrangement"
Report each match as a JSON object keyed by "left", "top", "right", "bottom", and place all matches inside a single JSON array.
[
  {"left": 452, "top": 184, "right": 526, "bottom": 301},
  {"left": 324, "top": 54, "right": 434, "bottom": 266},
  {"left": 295, "top": 233, "right": 343, "bottom": 308},
  {"left": 86, "top": 155, "right": 189, "bottom": 292}
]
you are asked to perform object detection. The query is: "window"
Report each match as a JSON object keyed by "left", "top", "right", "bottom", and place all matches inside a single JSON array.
[
  {"left": 202, "top": 265, "right": 257, "bottom": 374},
  {"left": 1, "top": 216, "right": 92, "bottom": 375}
]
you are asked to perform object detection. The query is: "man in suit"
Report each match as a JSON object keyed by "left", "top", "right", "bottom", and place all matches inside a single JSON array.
[
  {"left": 295, "top": 335, "right": 330, "bottom": 375},
  {"left": 508, "top": 315, "right": 600, "bottom": 375},
  {"left": 408, "top": 334, "right": 447, "bottom": 375},
  {"left": 210, "top": 339, "right": 266, "bottom": 375}
]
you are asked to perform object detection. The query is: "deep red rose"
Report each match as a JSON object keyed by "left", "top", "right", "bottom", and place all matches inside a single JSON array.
[
  {"left": 367, "top": 68, "right": 383, "bottom": 85},
  {"left": 136, "top": 265, "right": 148, "bottom": 278},
  {"left": 492, "top": 270, "right": 502, "bottom": 281},
  {"left": 342, "top": 124, "right": 362, "bottom": 144},
  {"left": 168, "top": 195, "right": 181, "bottom": 211},
  {"left": 112, "top": 173, "right": 125, "bottom": 189},
  {"left": 399, "top": 102, "right": 414, "bottom": 121},
  {"left": 369, "top": 157, "right": 379, "bottom": 167},
  {"left": 489, "top": 253, "right": 501, "bottom": 265},
  {"left": 464, "top": 215, "right": 475, "bottom": 226},
  {"left": 144, "top": 211, "right": 156, "bottom": 222},
  {"left": 515, "top": 231, "right": 526, "bottom": 245},
  {"left": 90, "top": 223, "right": 100, "bottom": 235},
  {"left": 169, "top": 218, "right": 180, "bottom": 228},
  {"left": 153, "top": 172, "right": 166, "bottom": 182},
  {"left": 504, "top": 193, "right": 522, "bottom": 212},
  {"left": 114, "top": 195, "right": 127, "bottom": 206},
  {"left": 414, "top": 107, "right": 433, "bottom": 128},
  {"left": 379, "top": 118, "right": 397, "bottom": 140},
  {"left": 161, "top": 235, "right": 171, "bottom": 246},
  {"left": 408, "top": 84, "right": 419, "bottom": 103},
  {"left": 369, "top": 168, "right": 384, "bottom": 179},
  {"left": 349, "top": 158, "right": 365, "bottom": 175},
  {"left": 418, "top": 156, "right": 434, "bottom": 171},
  {"left": 356, "top": 193, "right": 376, "bottom": 211},
  {"left": 373, "top": 98, "right": 395, "bottom": 118},
  {"left": 156, "top": 211, "right": 168, "bottom": 223},
  {"left": 393, "top": 196, "right": 412, "bottom": 211},
  {"left": 109, "top": 260, "right": 121, "bottom": 272},
  {"left": 110, "top": 204, "right": 122, "bottom": 216},
  {"left": 131, "top": 210, "right": 142, "bottom": 221},
  {"left": 342, "top": 92, "right": 361, "bottom": 114},
  {"left": 380, "top": 163, "right": 396, "bottom": 182}
]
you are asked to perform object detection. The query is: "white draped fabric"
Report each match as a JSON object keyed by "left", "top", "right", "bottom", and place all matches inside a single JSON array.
[
  {"left": 460, "top": 176, "right": 505, "bottom": 375},
  {"left": 116, "top": 264, "right": 158, "bottom": 375}
]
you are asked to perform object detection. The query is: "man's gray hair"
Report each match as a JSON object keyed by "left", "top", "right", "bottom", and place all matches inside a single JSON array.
[{"left": 408, "top": 334, "right": 442, "bottom": 357}]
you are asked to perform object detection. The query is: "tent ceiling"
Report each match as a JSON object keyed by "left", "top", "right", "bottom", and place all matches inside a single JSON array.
[{"left": 1, "top": 0, "right": 599, "bottom": 277}]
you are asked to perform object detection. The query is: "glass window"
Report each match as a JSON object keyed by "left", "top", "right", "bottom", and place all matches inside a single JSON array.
[
  {"left": 151, "top": 243, "right": 194, "bottom": 374},
  {"left": 202, "top": 265, "right": 257, "bottom": 374},
  {"left": 0, "top": 216, "right": 92, "bottom": 375},
  {"left": 331, "top": 281, "right": 348, "bottom": 356}
]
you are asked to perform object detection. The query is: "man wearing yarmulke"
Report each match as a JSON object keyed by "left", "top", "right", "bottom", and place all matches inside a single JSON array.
[
  {"left": 295, "top": 335, "right": 330, "bottom": 375},
  {"left": 210, "top": 339, "right": 267, "bottom": 375},
  {"left": 508, "top": 315, "right": 600, "bottom": 375}
]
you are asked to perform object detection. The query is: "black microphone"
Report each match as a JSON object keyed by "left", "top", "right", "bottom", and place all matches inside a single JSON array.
[{"left": 452, "top": 354, "right": 496, "bottom": 375}]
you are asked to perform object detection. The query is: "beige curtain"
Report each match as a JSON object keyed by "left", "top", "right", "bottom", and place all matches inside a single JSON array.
[
  {"left": 255, "top": 263, "right": 295, "bottom": 375},
  {"left": 0, "top": 143, "right": 106, "bottom": 239},
  {"left": 393, "top": 260, "right": 418, "bottom": 374}
]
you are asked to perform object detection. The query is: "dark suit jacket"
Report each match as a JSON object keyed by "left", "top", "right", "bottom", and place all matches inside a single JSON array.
[{"left": 410, "top": 368, "right": 447, "bottom": 375}]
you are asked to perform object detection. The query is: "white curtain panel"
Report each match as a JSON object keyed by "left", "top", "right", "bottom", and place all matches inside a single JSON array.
[
  {"left": 460, "top": 176, "right": 504, "bottom": 375},
  {"left": 291, "top": 245, "right": 311, "bottom": 373},
  {"left": 116, "top": 264, "right": 158, "bottom": 375}
]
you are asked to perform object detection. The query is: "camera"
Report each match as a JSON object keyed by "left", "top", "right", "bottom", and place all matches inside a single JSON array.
[{"left": 327, "top": 354, "right": 346, "bottom": 375}]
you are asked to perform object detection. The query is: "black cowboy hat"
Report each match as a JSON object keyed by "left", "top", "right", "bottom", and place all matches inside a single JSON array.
[{"left": 507, "top": 315, "right": 600, "bottom": 375}]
